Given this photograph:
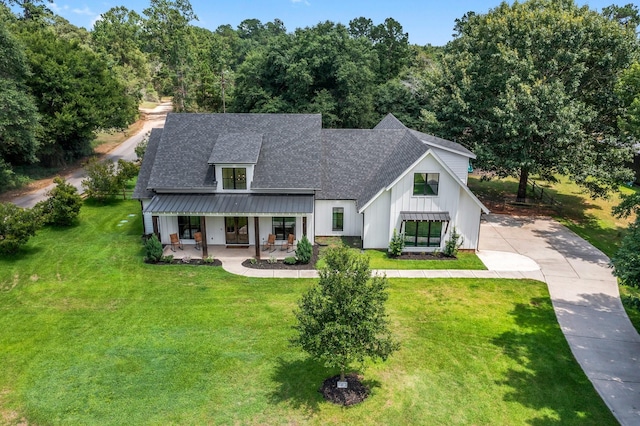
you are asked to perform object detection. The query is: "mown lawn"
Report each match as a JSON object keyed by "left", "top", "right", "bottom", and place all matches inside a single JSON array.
[{"left": 0, "top": 200, "right": 615, "bottom": 425}]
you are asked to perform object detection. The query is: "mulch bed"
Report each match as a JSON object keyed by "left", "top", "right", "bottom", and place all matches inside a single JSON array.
[
  {"left": 241, "top": 245, "right": 320, "bottom": 270},
  {"left": 390, "top": 251, "right": 457, "bottom": 261},
  {"left": 320, "top": 374, "right": 369, "bottom": 406},
  {"left": 145, "top": 258, "right": 222, "bottom": 266}
]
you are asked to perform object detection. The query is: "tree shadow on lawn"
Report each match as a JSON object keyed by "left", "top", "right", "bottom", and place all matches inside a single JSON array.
[
  {"left": 269, "top": 355, "right": 382, "bottom": 412},
  {"left": 492, "top": 297, "right": 615, "bottom": 425}
]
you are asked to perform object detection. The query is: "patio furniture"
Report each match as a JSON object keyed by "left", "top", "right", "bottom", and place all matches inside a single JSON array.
[
  {"left": 194, "top": 231, "right": 203, "bottom": 250},
  {"left": 170, "top": 233, "right": 183, "bottom": 252},
  {"left": 281, "top": 233, "right": 295, "bottom": 252},
  {"left": 263, "top": 234, "right": 276, "bottom": 252}
]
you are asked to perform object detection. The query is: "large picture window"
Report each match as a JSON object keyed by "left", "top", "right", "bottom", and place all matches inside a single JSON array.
[
  {"left": 403, "top": 221, "right": 442, "bottom": 247},
  {"left": 178, "top": 216, "right": 201, "bottom": 239},
  {"left": 272, "top": 217, "right": 295, "bottom": 240},
  {"left": 413, "top": 173, "right": 439, "bottom": 196},
  {"left": 222, "top": 167, "right": 247, "bottom": 190},
  {"left": 332, "top": 207, "right": 344, "bottom": 232}
]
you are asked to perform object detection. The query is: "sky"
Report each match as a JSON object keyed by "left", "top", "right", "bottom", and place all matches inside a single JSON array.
[{"left": 44, "top": 0, "right": 626, "bottom": 46}]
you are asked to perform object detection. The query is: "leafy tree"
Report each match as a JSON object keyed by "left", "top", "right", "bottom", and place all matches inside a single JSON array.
[
  {"left": 427, "top": 0, "right": 638, "bottom": 200},
  {"left": 82, "top": 158, "right": 117, "bottom": 200},
  {"left": 0, "top": 202, "right": 40, "bottom": 254},
  {"left": 35, "top": 176, "right": 82, "bottom": 226},
  {"left": 611, "top": 218, "right": 640, "bottom": 288},
  {"left": 142, "top": 0, "right": 198, "bottom": 111},
  {"left": 602, "top": 3, "right": 640, "bottom": 28},
  {"left": 16, "top": 21, "right": 137, "bottom": 166},
  {"left": 292, "top": 245, "right": 399, "bottom": 385},
  {"left": 91, "top": 6, "right": 150, "bottom": 102},
  {"left": 0, "top": 17, "right": 40, "bottom": 190}
]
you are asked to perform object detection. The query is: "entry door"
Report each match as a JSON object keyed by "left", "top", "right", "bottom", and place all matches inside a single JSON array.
[{"left": 225, "top": 217, "right": 249, "bottom": 244}]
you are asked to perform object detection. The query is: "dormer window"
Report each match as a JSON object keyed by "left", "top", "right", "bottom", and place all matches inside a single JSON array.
[{"left": 222, "top": 167, "right": 247, "bottom": 190}]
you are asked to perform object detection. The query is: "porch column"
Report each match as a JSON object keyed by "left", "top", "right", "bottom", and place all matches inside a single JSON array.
[
  {"left": 254, "top": 217, "right": 260, "bottom": 259},
  {"left": 201, "top": 216, "right": 208, "bottom": 258}
]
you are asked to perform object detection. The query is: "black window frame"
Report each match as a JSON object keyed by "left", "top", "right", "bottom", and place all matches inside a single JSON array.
[
  {"left": 272, "top": 217, "right": 295, "bottom": 240},
  {"left": 403, "top": 220, "right": 442, "bottom": 247},
  {"left": 413, "top": 173, "right": 439, "bottom": 196},
  {"left": 332, "top": 207, "right": 344, "bottom": 232},
  {"left": 222, "top": 167, "right": 247, "bottom": 190},
  {"left": 178, "top": 216, "right": 201, "bottom": 239}
]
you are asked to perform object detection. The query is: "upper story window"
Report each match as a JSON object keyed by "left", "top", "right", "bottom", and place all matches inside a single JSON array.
[
  {"left": 413, "top": 173, "right": 439, "bottom": 196},
  {"left": 222, "top": 167, "right": 247, "bottom": 190}
]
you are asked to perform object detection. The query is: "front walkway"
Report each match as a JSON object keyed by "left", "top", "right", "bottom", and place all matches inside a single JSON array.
[{"left": 214, "top": 214, "right": 640, "bottom": 425}]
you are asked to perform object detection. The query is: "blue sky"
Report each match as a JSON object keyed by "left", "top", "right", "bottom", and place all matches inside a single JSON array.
[{"left": 46, "top": 0, "right": 623, "bottom": 46}]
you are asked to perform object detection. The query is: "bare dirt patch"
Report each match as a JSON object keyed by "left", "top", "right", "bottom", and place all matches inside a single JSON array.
[{"left": 319, "top": 374, "right": 369, "bottom": 406}]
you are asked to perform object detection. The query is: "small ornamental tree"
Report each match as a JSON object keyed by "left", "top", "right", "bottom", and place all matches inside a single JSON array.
[
  {"left": 292, "top": 245, "right": 399, "bottom": 388},
  {"left": 0, "top": 202, "right": 41, "bottom": 255},
  {"left": 388, "top": 228, "right": 404, "bottom": 257},
  {"left": 295, "top": 235, "right": 313, "bottom": 264},
  {"left": 443, "top": 226, "right": 464, "bottom": 257},
  {"left": 35, "top": 177, "right": 82, "bottom": 226},
  {"left": 82, "top": 158, "right": 117, "bottom": 200},
  {"left": 144, "top": 234, "right": 163, "bottom": 262}
]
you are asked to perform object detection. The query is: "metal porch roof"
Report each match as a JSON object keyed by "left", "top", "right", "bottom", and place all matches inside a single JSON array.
[
  {"left": 400, "top": 211, "right": 451, "bottom": 222},
  {"left": 145, "top": 194, "right": 314, "bottom": 215}
]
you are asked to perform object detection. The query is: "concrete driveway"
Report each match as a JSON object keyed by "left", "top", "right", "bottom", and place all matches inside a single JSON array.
[
  {"left": 11, "top": 102, "right": 172, "bottom": 208},
  {"left": 481, "top": 214, "right": 640, "bottom": 426}
]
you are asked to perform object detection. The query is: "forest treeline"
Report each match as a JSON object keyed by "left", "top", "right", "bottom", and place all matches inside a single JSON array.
[
  {"left": 2, "top": 0, "right": 640, "bottom": 200},
  {"left": 0, "top": 0, "right": 440, "bottom": 192}
]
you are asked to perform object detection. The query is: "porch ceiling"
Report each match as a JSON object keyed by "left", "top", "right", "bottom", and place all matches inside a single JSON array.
[{"left": 144, "top": 194, "right": 314, "bottom": 215}]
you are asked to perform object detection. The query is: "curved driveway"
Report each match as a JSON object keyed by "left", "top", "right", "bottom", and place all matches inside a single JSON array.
[{"left": 480, "top": 214, "right": 640, "bottom": 426}]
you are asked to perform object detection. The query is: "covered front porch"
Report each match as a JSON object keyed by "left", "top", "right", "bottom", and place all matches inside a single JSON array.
[{"left": 143, "top": 193, "right": 313, "bottom": 259}]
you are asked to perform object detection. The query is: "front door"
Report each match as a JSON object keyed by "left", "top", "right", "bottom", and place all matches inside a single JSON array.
[{"left": 225, "top": 217, "right": 249, "bottom": 244}]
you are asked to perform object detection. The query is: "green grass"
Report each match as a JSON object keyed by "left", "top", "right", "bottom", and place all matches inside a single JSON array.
[
  {"left": 0, "top": 200, "right": 615, "bottom": 424},
  {"left": 367, "top": 250, "right": 486, "bottom": 270}
]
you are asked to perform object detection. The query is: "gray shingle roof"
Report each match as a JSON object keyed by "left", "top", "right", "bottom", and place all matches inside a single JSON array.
[
  {"left": 208, "top": 132, "right": 263, "bottom": 164},
  {"left": 138, "top": 113, "right": 475, "bottom": 211},
  {"left": 146, "top": 113, "right": 323, "bottom": 191},
  {"left": 133, "top": 127, "right": 162, "bottom": 199}
]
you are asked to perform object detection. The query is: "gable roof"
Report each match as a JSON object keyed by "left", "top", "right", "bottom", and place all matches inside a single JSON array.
[
  {"left": 145, "top": 113, "right": 323, "bottom": 191},
  {"left": 208, "top": 132, "right": 263, "bottom": 164},
  {"left": 133, "top": 127, "right": 163, "bottom": 199}
]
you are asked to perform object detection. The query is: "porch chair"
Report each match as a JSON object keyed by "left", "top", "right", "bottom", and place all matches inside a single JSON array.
[
  {"left": 264, "top": 234, "right": 276, "bottom": 252},
  {"left": 281, "top": 233, "right": 295, "bottom": 252},
  {"left": 194, "top": 231, "right": 203, "bottom": 250},
  {"left": 170, "top": 233, "right": 183, "bottom": 252}
]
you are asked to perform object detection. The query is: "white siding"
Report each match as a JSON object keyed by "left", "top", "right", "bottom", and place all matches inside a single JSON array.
[
  {"left": 206, "top": 216, "right": 226, "bottom": 245},
  {"left": 315, "top": 200, "right": 362, "bottom": 236},
  {"left": 362, "top": 191, "right": 391, "bottom": 249},
  {"left": 141, "top": 199, "right": 153, "bottom": 234},
  {"left": 455, "top": 186, "right": 482, "bottom": 250},
  {"left": 430, "top": 147, "right": 470, "bottom": 184}
]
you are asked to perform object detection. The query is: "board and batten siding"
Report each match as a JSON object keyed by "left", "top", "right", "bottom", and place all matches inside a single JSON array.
[
  {"left": 430, "top": 147, "right": 470, "bottom": 184},
  {"left": 315, "top": 200, "right": 361, "bottom": 237},
  {"left": 455, "top": 186, "right": 482, "bottom": 250},
  {"left": 362, "top": 191, "right": 391, "bottom": 249},
  {"left": 388, "top": 154, "right": 460, "bottom": 251},
  {"left": 141, "top": 199, "right": 153, "bottom": 235}
]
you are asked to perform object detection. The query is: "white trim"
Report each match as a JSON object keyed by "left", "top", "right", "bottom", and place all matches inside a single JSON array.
[{"left": 421, "top": 140, "right": 476, "bottom": 159}]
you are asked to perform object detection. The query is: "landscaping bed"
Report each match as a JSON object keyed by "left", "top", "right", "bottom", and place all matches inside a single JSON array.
[
  {"left": 145, "top": 258, "right": 222, "bottom": 266},
  {"left": 241, "top": 245, "right": 320, "bottom": 269}
]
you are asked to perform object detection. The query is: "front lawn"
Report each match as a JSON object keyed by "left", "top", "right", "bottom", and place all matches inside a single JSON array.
[
  {"left": 367, "top": 249, "right": 486, "bottom": 270},
  {"left": 0, "top": 200, "right": 614, "bottom": 424}
]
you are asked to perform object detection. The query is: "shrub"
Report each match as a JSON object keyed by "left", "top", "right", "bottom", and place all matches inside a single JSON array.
[
  {"left": 443, "top": 227, "right": 464, "bottom": 257},
  {"left": 135, "top": 131, "right": 150, "bottom": 161},
  {"left": 622, "top": 294, "right": 640, "bottom": 311},
  {"left": 284, "top": 256, "right": 297, "bottom": 265},
  {"left": 82, "top": 158, "right": 117, "bottom": 200},
  {"left": 296, "top": 235, "right": 313, "bottom": 264},
  {"left": 204, "top": 255, "right": 215, "bottom": 264},
  {"left": 388, "top": 228, "right": 404, "bottom": 257},
  {"left": 35, "top": 177, "right": 82, "bottom": 226},
  {"left": 268, "top": 256, "right": 277, "bottom": 264},
  {"left": 612, "top": 217, "right": 640, "bottom": 288},
  {"left": 0, "top": 202, "right": 41, "bottom": 255},
  {"left": 144, "top": 234, "right": 163, "bottom": 262},
  {"left": 250, "top": 257, "right": 258, "bottom": 265},
  {"left": 161, "top": 255, "right": 174, "bottom": 263}
]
